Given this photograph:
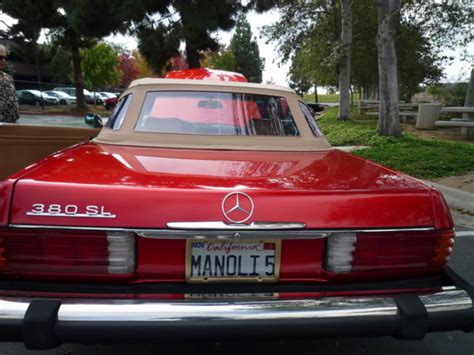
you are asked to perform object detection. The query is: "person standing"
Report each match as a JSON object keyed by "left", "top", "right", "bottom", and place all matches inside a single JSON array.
[{"left": 0, "top": 44, "right": 19, "bottom": 123}]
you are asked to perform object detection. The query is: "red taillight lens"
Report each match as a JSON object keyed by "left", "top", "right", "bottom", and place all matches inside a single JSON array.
[
  {"left": 0, "top": 229, "right": 135, "bottom": 276},
  {"left": 326, "top": 230, "right": 454, "bottom": 273}
]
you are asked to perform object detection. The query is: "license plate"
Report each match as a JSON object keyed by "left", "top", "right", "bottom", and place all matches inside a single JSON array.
[{"left": 185, "top": 240, "right": 281, "bottom": 283}]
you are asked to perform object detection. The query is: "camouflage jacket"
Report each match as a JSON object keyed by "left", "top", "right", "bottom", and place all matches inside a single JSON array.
[{"left": 0, "top": 71, "right": 19, "bottom": 123}]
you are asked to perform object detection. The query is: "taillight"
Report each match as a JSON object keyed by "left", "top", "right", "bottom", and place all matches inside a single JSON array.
[
  {"left": 0, "top": 229, "right": 135, "bottom": 276},
  {"left": 326, "top": 230, "right": 454, "bottom": 273}
]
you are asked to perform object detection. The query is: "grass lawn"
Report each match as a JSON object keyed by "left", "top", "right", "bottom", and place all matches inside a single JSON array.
[
  {"left": 304, "top": 93, "right": 361, "bottom": 103},
  {"left": 318, "top": 107, "right": 474, "bottom": 179}
]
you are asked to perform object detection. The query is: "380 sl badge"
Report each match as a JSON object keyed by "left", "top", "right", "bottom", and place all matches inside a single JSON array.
[{"left": 26, "top": 204, "right": 116, "bottom": 218}]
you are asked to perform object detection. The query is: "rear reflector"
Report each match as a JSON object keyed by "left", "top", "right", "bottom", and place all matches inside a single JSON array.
[
  {"left": 0, "top": 229, "right": 135, "bottom": 276},
  {"left": 326, "top": 230, "right": 454, "bottom": 273},
  {"left": 326, "top": 233, "right": 356, "bottom": 273},
  {"left": 107, "top": 233, "right": 135, "bottom": 274}
]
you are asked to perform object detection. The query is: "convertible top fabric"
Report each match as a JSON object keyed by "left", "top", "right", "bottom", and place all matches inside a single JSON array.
[{"left": 94, "top": 79, "right": 331, "bottom": 151}]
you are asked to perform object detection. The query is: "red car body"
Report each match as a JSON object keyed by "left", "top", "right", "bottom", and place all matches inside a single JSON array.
[{"left": 0, "top": 71, "right": 472, "bottom": 349}]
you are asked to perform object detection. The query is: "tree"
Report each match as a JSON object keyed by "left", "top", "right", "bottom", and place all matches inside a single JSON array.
[
  {"left": 465, "top": 66, "right": 474, "bottom": 120},
  {"left": 170, "top": 52, "right": 188, "bottom": 71},
  {"left": 136, "top": 0, "right": 241, "bottom": 72},
  {"left": 48, "top": 46, "right": 72, "bottom": 85},
  {"left": 1, "top": 0, "right": 58, "bottom": 93},
  {"left": 132, "top": 49, "right": 156, "bottom": 78},
  {"left": 338, "top": 0, "right": 352, "bottom": 120},
  {"left": 118, "top": 52, "right": 139, "bottom": 88},
  {"left": 56, "top": 0, "right": 169, "bottom": 107},
  {"left": 81, "top": 43, "right": 121, "bottom": 96},
  {"left": 208, "top": 49, "right": 238, "bottom": 72},
  {"left": 265, "top": 0, "right": 472, "bottom": 136},
  {"left": 229, "top": 16, "right": 264, "bottom": 83},
  {"left": 377, "top": 0, "right": 402, "bottom": 137}
]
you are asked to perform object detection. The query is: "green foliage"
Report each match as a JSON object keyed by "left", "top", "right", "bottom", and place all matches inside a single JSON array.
[
  {"left": 136, "top": 0, "right": 242, "bottom": 71},
  {"left": 208, "top": 49, "right": 238, "bottom": 72},
  {"left": 318, "top": 107, "right": 474, "bottom": 179},
  {"left": 317, "top": 107, "right": 377, "bottom": 146},
  {"left": 355, "top": 135, "right": 474, "bottom": 179},
  {"left": 397, "top": 22, "right": 443, "bottom": 101},
  {"left": 137, "top": 21, "right": 181, "bottom": 74},
  {"left": 48, "top": 46, "right": 72, "bottom": 85},
  {"left": 81, "top": 43, "right": 121, "bottom": 89},
  {"left": 229, "top": 16, "right": 264, "bottom": 83},
  {"left": 265, "top": 0, "right": 471, "bottom": 100},
  {"left": 427, "top": 83, "right": 469, "bottom": 107},
  {"left": 303, "top": 93, "right": 360, "bottom": 103}
]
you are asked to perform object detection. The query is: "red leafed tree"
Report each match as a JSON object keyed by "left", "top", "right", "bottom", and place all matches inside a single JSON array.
[
  {"left": 169, "top": 53, "right": 188, "bottom": 71},
  {"left": 119, "top": 52, "right": 139, "bottom": 88}
]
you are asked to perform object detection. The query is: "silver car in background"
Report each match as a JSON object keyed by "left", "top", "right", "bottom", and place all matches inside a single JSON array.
[{"left": 43, "top": 91, "right": 76, "bottom": 106}]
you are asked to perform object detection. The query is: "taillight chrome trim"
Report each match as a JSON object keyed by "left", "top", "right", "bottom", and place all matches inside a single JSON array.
[
  {"left": 7, "top": 224, "right": 436, "bottom": 241},
  {"left": 166, "top": 222, "right": 307, "bottom": 230}
]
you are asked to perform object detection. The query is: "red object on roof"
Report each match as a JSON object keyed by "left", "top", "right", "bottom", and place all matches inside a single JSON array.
[{"left": 165, "top": 68, "right": 248, "bottom": 82}]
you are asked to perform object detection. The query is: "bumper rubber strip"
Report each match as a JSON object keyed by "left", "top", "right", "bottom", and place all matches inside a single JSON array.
[
  {"left": 23, "top": 299, "right": 61, "bottom": 350},
  {"left": 394, "top": 294, "right": 428, "bottom": 340}
]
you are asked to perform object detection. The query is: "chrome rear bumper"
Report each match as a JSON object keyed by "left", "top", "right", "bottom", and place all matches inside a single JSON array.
[
  {"left": 0, "top": 287, "right": 473, "bottom": 349},
  {"left": 0, "top": 288, "right": 471, "bottom": 323}
]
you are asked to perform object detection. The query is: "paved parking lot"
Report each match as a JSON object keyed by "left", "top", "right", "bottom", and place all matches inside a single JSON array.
[{"left": 18, "top": 114, "right": 88, "bottom": 127}]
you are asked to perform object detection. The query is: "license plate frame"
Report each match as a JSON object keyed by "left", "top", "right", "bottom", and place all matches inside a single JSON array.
[{"left": 185, "top": 240, "right": 281, "bottom": 283}]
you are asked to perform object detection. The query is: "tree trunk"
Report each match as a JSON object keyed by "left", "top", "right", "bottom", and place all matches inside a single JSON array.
[
  {"left": 337, "top": 0, "right": 352, "bottom": 121},
  {"left": 376, "top": 0, "right": 401, "bottom": 136},
  {"left": 33, "top": 42, "right": 44, "bottom": 112},
  {"left": 463, "top": 67, "right": 474, "bottom": 119},
  {"left": 70, "top": 38, "right": 87, "bottom": 111},
  {"left": 180, "top": 8, "right": 201, "bottom": 69},
  {"left": 185, "top": 43, "right": 200, "bottom": 69},
  {"left": 314, "top": 84, "right": 318, "bottom": 102}
]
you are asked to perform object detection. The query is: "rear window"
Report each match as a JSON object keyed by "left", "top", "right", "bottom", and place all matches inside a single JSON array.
[{"left": 135, "top": 91, "right": 300, "bottom": 136}]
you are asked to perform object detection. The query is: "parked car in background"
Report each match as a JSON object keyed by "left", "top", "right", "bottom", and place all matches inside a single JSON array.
[
  {"left": 1, "top": 70, "right": 472, "bottom": 349},
  {"left": 104, "top": 96, "right": 118, "bottom": 111},
  {"left": 53, "top": 87, "right": 103, "bottom": 105},
  {"left": 16, "top": 90, "right": 58, "bottom": 106},
  {"left": 100, "top": 92, "right": 117, "bottom": 99},
  {"left": 93, "top": 92, "right": 110, "bottom": 104},
  {"left": 43, "top": 91, "right": 76, "bottom": 106}
]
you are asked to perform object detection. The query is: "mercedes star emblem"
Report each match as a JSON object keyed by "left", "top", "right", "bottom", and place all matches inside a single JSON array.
[{"left": 221, "top": 192, "right": 254, "bottom": 224}]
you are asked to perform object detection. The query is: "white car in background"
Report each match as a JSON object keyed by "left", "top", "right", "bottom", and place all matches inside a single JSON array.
[
  {"left": 43, "top": 91, "right": 76, "bottom": 106},
  {"left": 99, "top": 92, "right": 117, "bottom": 99},
  {"left": 53, "top": 87, "right": 103, "bottom": 105}
]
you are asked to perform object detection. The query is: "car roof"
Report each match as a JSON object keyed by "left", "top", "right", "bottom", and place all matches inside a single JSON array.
[
  {"left": 128, "top": 78, "right": 294, "bottom": 94},
  {"left": 94, "top": 79, "right": 331, "bottom": 152}
]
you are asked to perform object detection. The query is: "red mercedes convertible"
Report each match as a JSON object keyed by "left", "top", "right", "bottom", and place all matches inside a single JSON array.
[{"left": 0, "top": 75, "right": 472, "bottom": 349}]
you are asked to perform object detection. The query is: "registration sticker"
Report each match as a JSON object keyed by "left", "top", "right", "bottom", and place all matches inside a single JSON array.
[{"left": 185, "top": 240, "right": 281, "bottom": 283}]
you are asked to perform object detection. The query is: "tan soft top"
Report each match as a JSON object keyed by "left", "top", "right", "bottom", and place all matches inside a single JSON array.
[{"left": 94, "top": 78, "right": 331, "bottom": 151}]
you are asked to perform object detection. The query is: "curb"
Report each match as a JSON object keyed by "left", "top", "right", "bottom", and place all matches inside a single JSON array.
[
  {"left": 422, "top": 180, "right": 474, "bottom": 213},
  {"left": 20, "top": 111, "right": 85, "bottom": 117}
]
